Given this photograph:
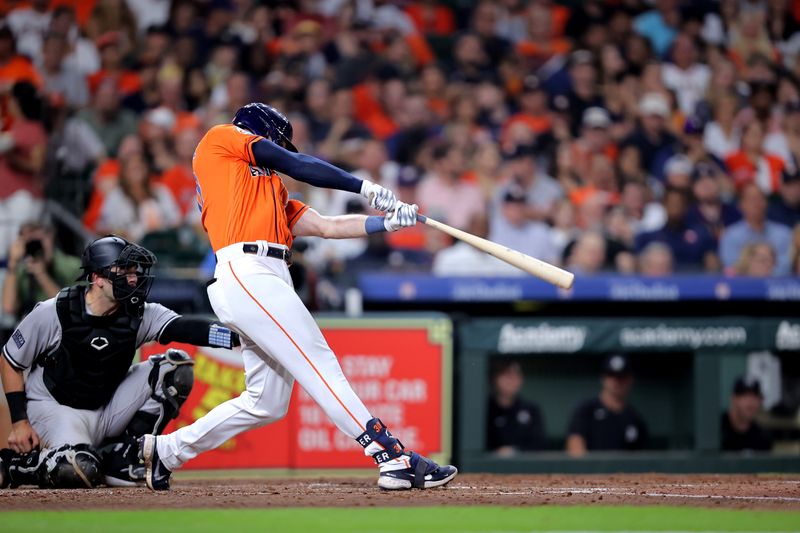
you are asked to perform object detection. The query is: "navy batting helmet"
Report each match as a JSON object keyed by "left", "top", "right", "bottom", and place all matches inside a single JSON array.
[
  {"left": 232, "top": 103, "right": 298, "bottom": 152},
  {"left": 80, "top": 235, "right": 157, "bottom": 318}
]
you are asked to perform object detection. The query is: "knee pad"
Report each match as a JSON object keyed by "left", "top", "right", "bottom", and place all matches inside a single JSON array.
[
  {"left": 143, "top": 349, "right": 195, "bottom": 434},
  {"left": 41, "top": 444, "right": 102, "bottom": 489}
]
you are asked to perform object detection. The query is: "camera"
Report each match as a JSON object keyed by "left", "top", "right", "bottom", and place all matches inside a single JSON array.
[{"left": 24, "top": 239, "right": 44, "bottom": 259}]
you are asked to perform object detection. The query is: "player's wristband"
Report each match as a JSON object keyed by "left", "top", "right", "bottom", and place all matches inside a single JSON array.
[
  {"left": 6, "top": 391, "right": 28, "bottom": 423},
  {"left": 365, "top": 216, "right": 387, "bottom": 234}
]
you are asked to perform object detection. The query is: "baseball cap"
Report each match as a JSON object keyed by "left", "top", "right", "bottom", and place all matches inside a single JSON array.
[
  {"left": 570, "top": 49, "right": 594, "bottom": 67},
  {"left": 504, "top": 143, "right": 537, "bottom": 161},
  {"left": 683, "top": 116, "right": 704, "bottom": 135},
  {"left": 521, "top": 75, "right": 544, "bottom": 93},
  {"left": 665, "top": 155, "right": 693, "bottom": 176},
  {"left": 732, "top": 376, "right": 762, "bottom": 397},
  {"left": 502, "top": 183, "right": 527, "bottom": 203},
  {"left": 639, "top": 93, "right": 670, "bottom": 118},
  {"left": 782, "top": 169, "right": 800, "bottom": 184},
  {"left": 583, "top": 107, "right": 611, "bottom": 129},
  {"left": 602, "top": 354, "right": 631, "bottom": 376}
]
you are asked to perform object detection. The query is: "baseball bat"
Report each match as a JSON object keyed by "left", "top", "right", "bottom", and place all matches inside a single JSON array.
[{"left": 418, "top": 214, "right": 575, "bottom": 289}]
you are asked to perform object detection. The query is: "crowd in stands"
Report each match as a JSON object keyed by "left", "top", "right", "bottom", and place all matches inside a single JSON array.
[{"left": 1, "top": 0, "right": 800, "bottom": 310}]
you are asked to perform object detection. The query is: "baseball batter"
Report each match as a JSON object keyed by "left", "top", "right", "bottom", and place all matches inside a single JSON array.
[{"left": 139, "top": 104, "right": 457, "bottom": 490}]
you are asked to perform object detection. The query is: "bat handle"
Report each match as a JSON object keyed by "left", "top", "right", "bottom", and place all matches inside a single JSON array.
[{"left": 417, "top": 214, "right": 428, "bottom": 223}]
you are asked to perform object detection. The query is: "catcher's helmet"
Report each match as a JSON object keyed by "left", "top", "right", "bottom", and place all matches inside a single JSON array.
[
  {"left": 80, "top": 235, "right": 157, "bottom": 318},
  {"left": 232, "top": 103, "right": 298, "bottom": 152}
]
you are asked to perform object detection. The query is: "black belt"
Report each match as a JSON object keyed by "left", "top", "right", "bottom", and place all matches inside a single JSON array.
[{"left": 242, "top": 243, "right": 292, "bottom": 265}]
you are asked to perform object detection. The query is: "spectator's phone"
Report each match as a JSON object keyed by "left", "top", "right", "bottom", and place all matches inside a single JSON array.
[{"left": 25, "top": 239, "right": 44, "bottom": 258}]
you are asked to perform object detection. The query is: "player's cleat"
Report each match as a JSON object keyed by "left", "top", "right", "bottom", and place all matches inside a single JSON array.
[
  {"left": 377, "top": 452, "right": 458, "bottom": 490},
  {"left": 138, "top": 435, "right": 171, "bottom": 491}
]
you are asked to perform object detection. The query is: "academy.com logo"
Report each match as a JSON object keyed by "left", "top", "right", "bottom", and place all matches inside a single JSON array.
[
  {"left": 619, "top": 325, "right": 747, "bottom": 349},
  {"left": 497, "top": 323, "right": 588, "bottom": 353}
]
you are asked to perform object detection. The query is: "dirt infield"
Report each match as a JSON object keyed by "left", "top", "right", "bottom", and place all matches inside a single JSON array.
[{"left": 1, "top": 474, "right": 799, "bottom": 511}]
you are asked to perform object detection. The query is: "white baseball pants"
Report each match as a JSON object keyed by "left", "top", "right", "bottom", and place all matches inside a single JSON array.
[{"left": 156, "top": 242, "right": 373, "bottom": 470}]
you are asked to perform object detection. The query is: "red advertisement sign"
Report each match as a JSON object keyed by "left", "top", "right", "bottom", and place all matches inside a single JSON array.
[{"left": 140, "top": 317, "right": 452, "bottom": 469}]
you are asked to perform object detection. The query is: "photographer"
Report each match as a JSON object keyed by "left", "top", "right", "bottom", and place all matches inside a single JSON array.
[{"left": 2, "top": 221, "right": 81, "bottom": 320}]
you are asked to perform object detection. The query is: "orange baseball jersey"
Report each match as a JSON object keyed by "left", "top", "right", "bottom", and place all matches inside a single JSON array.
[{"left": 192, "top": 124, "right": 309, "bottom": 251}]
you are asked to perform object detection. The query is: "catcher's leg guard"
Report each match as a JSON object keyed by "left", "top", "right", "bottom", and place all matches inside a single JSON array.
[
  {"left": 40, "top": 444, "right": 103, "bottom": 489},
  {"left": 143, "top": 348, "right": 195, "bottom": 434},
  {"left": 101, "top": 349, "right": 194, "bottom": 486}
]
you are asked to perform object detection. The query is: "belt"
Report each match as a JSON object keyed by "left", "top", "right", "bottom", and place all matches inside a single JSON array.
[
  {"left": 215, "top": 241, "right": 292, "bottom": 265},
  {"left": 243, "top": 243, "right": 292, "bottom": 264}
]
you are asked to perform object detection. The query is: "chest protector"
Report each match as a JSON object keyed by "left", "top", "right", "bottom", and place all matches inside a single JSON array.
[{"left": 40, "top": 286, "right": 141, "bottom": 410}]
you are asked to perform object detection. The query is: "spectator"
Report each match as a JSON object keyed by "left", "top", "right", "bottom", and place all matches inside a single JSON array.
[
  {"left": 635, "top": 187, "right": 719, "bottom": 272},
  {"left": 2, "top": 221, "right": 81, "bottom": 320},
  {"left": 434, "top": 214, "right": 519, "bottom": 277},
  {"left": 662, "top": 33, "right": 710, "bottom": 115},
  {"left": 39, "top": 32, "right": 90, "bottom": 110},
  {"left": 623, "top": 92, "right": 678, "bottom": 179},
  {"left": 499, "top": 144, "right": 562, "bottom": 221},
  {"left": 638, "top": 241, "right": 675, "bottom": 276},
  {"left": 470, "top": 1, "right": 511, "bottom": 65},
  {"left": 0, "top": 26, "right": 42, "bottom": 88},
  {"left": 487, "top": 359, "right": 545, "bottom": 455},
  {"left": 417, "top": 142, "right": 484, "bottom": 230},
  {"left": 568, "top": 107, "right": 618, "bottom": 183},
  {"left": 565, "top": 231, "right": 607, "bottom": 275},
  {"left": 6, "top": 0, "right": 51, "bottom": 65},
  {"left": 561, "top": 50, "right": 604, "bottom": 137},
  {"left": 720, "top": 183, "right": 792, "bottom": 275},
  {"left": 489, "top": 183, "right": 557, "bottom": 266},
  {"left": 767, "top": 171, "right": 800, "bottom": 228},
  {"left": 790, "top": 225, "right": 800, "bottom": 276},
  {"left": 734, "top": 242, "right": 777, "bottom": 277},
  {"left": 88, "top": 31, "right": 142, "bottom": 98},
  {"left": 97, "top": 153, "right": 180, "bottom": 242},
  {"left": 633, "top": 0, "right": 680, "bottom": 57},
  {"left": 0, "top": 81, "right": 47, "bottom": 256},
  {"left": 685, "top": 163, "right": 741, "bottom": 242},
  {"left": 721, "top": 376, "right": 772, "bottom": 452},
  {"left": 502, "top": 75, "right": 552, "bottom": 144},
  {"left": 619, "top": 180, "right": 666, "bottom": 235},
  {"left": 76, "top": 78, "right": 138, "bottom": 157},
  {"left": 703, "top": 91, "right": 741, "bottom": 160},
  {"left": 566, "top": 354, "right": 649, "bottom": 456},
  {"left": 49, "top": 6, "right": 101, "bottom": 78},
  {"left": 725, "top": 120, "right": 785, "bottom": 195}
]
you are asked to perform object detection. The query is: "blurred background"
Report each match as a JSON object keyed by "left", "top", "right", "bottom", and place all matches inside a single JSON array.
[{"left": 0, "top": 0, "right": 799, "bottom": 472}]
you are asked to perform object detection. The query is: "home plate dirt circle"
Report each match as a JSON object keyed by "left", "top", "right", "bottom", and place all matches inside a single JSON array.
[{"left": 1, "top": 474, "right": 798, "bottom": 511}]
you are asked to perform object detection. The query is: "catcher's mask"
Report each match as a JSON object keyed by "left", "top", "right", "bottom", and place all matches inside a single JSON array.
[{"left": 80, "top": 235, "right": 157, "bottom": 318}]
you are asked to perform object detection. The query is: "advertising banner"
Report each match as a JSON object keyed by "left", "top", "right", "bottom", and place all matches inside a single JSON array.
[{"left": 140, "top": 316, "right": 452, "bottom": 469}]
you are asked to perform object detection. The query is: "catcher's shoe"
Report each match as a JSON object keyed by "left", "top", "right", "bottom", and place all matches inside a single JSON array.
[
  {"left": 138, "top": 435, "right": 171, "bottom": 491},
  {"left": 378, "top": 452, "right": 457, "bottom": 490}
]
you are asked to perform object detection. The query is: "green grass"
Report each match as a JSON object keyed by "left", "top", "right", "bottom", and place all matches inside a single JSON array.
[{"left": 4, "top": 506, "right": 799, "bottom": 533}]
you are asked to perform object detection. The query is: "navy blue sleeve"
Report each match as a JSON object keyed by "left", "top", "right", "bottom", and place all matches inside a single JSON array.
[{"left": 251, "top": 139, "right": 362, "bottom": 193}]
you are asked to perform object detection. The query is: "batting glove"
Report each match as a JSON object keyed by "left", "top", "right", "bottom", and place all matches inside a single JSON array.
[
  {"left": 384, "top": 202, "right": 419, "bottom": 232},
  {"left": 360, "top": 180, "right": 398, "bottom": 213}
]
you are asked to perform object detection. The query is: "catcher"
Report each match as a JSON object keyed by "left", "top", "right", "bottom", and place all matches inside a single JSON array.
[{"left": 0, "top": 235, "right": 240, "bottom": 488}]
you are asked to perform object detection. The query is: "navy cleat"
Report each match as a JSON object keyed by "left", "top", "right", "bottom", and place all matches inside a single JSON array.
[
  {"left": 138, "top": 435, "right": 171, "bottom": 491},
  {"left": 378, "top": 452, "right": 458, "bottom": 490}
]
